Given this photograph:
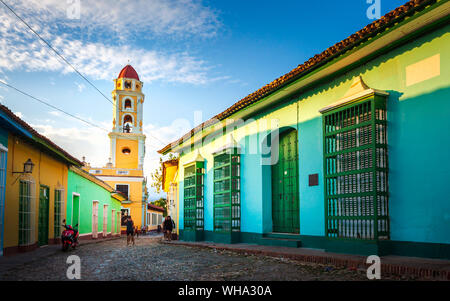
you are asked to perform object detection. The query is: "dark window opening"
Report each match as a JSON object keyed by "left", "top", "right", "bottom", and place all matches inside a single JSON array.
[
  {"left": 116, "top": 185, "right": 129, "bottom": 198},
  {"left": 124, "top": 115, "right": 133, "bottom": 124},
  {"left": 124, "top": 81, "right": 131, "bottom": 89},
  {"left": 124, "top": 99, "right": 132, "bottom": 109},
  {"left": 122, "top": 147, "right": 131, "bottom": 155}
]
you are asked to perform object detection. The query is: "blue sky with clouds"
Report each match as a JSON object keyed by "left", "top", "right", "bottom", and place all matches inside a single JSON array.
[{"left": 0, "top": 0, "right": 406, "bottom": 199}]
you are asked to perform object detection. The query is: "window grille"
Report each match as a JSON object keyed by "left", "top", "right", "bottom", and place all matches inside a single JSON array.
[
  {"left": 183, "top": 161, "right": 204, "bottom": 231},
  {"left": 19, "top": 180, "right": 35, "bottom": 246},
  {"left": 116, "top": 185, "right": 129, "bottom": 198},
  {"left": 152, "top": 213, "right": 157, "bottom": 225},
  {"left": 157, "top": 214, "right": 163, "bottom": 225},
  {"left": 103, "top": 205, "right": 108, "bottom": 236},
  {"left": 213, "top": 148, "right": 240, "bottom": 233},
  {"left": 322, "top": 96, "right": 389, "bottom": 240},
  {"left": 54, "top": 189, "right": 64, "bottom": 238}
]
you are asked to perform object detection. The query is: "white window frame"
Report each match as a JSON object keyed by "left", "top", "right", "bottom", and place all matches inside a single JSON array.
[
  {"left": 103, "top": 204, "right": 108, "bottom": 237},
  {"left": 123, "top": 97, "right": 134, "bottom": 111},
  {"left": 54, "top": 188, "right": 65, "bottom": 238},
  {"left": 19, "top": 177, "right": 36, "bottom": 246},
  {"left": 92, "top": 201, "right": 99, "bottom": 238}
]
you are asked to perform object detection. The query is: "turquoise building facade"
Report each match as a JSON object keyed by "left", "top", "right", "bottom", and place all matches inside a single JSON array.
[{"left": 159, "top": 0, "right": 450, "bottom": 258}]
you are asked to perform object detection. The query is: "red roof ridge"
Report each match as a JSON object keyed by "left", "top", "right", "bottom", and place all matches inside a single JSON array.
[{"left": 0, "top": 104, "right": 82, "bottom": 165}]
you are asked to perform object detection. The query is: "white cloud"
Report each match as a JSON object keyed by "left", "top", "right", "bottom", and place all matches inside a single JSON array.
[
  {"left": 14, "top": 111, "right": 24, "bottom": 118},
  {"left": 8, "top": 0, "right": 220, "bottom": 40},
  {"left": 74, "top": 82, "right": 85, "bottom": 92},
  {"left": 0, "top": 1, "right": 224, "bottom": 84}
]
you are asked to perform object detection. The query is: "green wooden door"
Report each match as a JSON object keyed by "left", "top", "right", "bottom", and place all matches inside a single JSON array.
[
  {"left": 72, "top": 195, "right": 80, "bottom": 226},
  {"left": 38, "top": 186, "right": 50, "bottom": 246},
  {"left": 272, "top": 129, "right": 300, "bottom": 234}
]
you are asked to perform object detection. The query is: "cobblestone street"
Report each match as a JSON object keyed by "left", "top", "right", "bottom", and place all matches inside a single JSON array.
[{"left": 0, "top": 235, "right": 401, "bottom": 281}]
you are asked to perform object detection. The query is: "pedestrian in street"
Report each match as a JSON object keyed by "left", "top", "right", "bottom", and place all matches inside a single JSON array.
[
  {"left": 126, "top": 216, "right": 135, "bottom": 246},
  {"left": 163, "top": 216, "right": 174, "bottom": 241}
]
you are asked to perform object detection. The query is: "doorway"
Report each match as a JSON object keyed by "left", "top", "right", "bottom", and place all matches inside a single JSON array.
[
  {"left": 72, "top": 195, "right": 80, "bottom": 227},
  {"left": 38, "top": 186, "right": 50, "bottom": 246},
  {"left": 271, "top": 129, "right": 300, "bottom": 234}
]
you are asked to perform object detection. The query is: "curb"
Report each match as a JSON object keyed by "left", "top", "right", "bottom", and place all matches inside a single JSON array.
[{"left": 161, "top": 241, "right": 450, "bottom": 281}]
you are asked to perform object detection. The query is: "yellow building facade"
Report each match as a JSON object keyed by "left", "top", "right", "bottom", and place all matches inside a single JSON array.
[
  {"left": 162, "top": 159, "right": 179, "bottom": 236},
  {"left": 84, "top": 65, "right": 147, "bottom": 231},
  {"left": 1, "top": 105, "right": 81, "bottom": 255}
]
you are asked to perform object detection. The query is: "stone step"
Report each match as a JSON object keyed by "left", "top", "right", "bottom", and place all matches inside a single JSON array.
[{"left": 260, "top": 237, "right": 302, "bottom": 248}]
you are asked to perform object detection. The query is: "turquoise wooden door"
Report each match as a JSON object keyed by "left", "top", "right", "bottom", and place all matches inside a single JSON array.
[
  {"left": 271, "top": 129, "right": 300, "bottom": 234},
  {"left": 38, "top": 186, "right": 50, "bottom": 246}
]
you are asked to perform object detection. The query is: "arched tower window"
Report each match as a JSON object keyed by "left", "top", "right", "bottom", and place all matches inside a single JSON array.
[
  {"left": 124, "top": 99, "right": 132, "bottom": 109},
  {"left": 123, "top": 115, "right": 133, "bottom": 133},
  {"left": 124, "top": 115, "right": 133, "bottom": 124}
]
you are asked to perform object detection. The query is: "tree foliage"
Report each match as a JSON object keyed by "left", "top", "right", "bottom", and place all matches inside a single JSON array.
[
  {"left": 151, "top": 197, "right": 168, "bottom": 216},
  {"left": 150, "top": 153, "right": 177, "bottom": 194}
]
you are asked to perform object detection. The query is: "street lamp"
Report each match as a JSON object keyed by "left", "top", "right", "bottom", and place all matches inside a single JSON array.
[{"left": 13, "top": 158, "right": 35, "bottom": 174}]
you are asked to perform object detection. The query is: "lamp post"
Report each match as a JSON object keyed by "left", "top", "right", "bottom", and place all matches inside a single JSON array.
[{"left": 13, "top": 158, "right": 34, "bottom": 174}]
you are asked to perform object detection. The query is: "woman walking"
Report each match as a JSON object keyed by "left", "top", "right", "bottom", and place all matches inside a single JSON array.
[
  {"left": 126, "top": 216, "right": 135, "bottom": 246},
  {"left": 163, "top": 216, "right": 174, "bottom": 241}
]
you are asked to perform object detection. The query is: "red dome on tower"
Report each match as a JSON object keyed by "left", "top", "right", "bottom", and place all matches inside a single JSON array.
[{"left": 118, "top": 65, "right": 140, "bottom": 81}]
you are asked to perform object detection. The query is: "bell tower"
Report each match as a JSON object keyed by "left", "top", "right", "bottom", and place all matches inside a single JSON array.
[{"left": 109, "top": 65, "right": 146, "bottom": 170}]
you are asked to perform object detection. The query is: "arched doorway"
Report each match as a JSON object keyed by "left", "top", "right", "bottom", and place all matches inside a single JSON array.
[{"left": 271, "top": 128, "right": 300, "bottom": 234}]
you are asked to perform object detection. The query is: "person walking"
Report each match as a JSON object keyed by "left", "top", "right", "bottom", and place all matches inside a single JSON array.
[
  {"left": 163, "top": 216, "right": 174, "bottom": 241},
  {"left": 126, "top": 216, "right": 135, "bottom": 246}
]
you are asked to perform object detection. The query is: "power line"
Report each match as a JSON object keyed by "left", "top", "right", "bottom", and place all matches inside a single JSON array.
[
  {"left": 0, "top": 80, "right": 168, "bottom": 148},
  {"left": 0, "top": 0, "right": 113, "bottom": 106},
  {"left": 0, "top": 80, "right": 109, "bottom": 132},
  {"left": 0, "top": 0, "right": 170, "bottom": 146}
]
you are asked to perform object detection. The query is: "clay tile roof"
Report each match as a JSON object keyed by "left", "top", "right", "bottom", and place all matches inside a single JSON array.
[
  {"left": 118, "top": 65, "right": 140, "bottom": 81},
  {"left": 148, "top": 204, "right": 165, "bottom": 213},
  {"left": 0, "top": 104, "right": 82, "bottom": 166},
  {"left": 158, "top": 0, "right": 436, "bottom": 154}
]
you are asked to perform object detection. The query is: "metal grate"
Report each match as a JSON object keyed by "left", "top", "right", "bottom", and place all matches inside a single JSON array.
[
  {"left": 183, "top": 161, "right": 204, "bottom": 231},
  {"left": 323, "top": 96, "right": 389, "bottom": 240},
  {"left": 213, "top": 149, "right": 240, "bottom": 233},
  {"left": 19, "top": 180, "right": 35, "bottom": 246},
  {"left": 54, "top": 189, "right": 64, "bottom": 238}
]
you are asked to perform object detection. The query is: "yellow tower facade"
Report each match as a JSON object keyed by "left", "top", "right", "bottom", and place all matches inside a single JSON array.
[{"left": 84, "top": 65, "right": 147, "bottom": 230}]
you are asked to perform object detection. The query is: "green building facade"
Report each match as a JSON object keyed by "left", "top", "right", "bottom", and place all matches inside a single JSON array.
[
  {"left": 160, "top": 0, "right": 450, "bottom": 259},
  {"left": 66, "top": 167, "right": 122, "bottom": 239}
]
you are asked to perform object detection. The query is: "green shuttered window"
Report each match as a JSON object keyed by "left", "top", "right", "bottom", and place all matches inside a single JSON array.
[
  {"left": 183, "top": 161, "right": 204, "bottom": 231},
  {"left": 213, "top": 149, "right": 240, "bottom": 233},
  {"left": 323, "top": 96, "right": 389, "bottom": 240}
]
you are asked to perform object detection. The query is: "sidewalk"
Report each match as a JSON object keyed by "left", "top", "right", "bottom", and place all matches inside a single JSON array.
[
  {"left": 0, "top": 236, "right": 121, "bottom": 276},
  {"left": 161, "top": 240, "right": 450, "bottom": 280}
]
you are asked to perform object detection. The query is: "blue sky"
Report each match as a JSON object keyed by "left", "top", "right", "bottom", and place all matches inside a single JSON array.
[{"left": 0, "top": 0, "right": 406, "bottom": 199}]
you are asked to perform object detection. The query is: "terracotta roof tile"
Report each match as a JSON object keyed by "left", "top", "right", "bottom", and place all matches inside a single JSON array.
[
  {"left": 158, "top": 0, "right": 436, "bottom": 154},
  {"left": 0, "top": 104, "right": 82, "bottom": 165}
]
